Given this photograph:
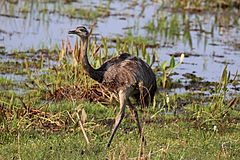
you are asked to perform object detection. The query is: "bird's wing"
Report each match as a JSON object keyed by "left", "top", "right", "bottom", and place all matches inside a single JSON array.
[
  {"left": 102, "top": 57, "right": 147, "bottom": 92},
  {"left": 97, "top": 53, "right": 131, "bottom": 72},
  {"left": 101, "top": 55, "right": 157, "bottom": 105}
]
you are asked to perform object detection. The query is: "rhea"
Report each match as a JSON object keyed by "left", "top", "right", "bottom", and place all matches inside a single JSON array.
[{"left": 68, "top": 26, "right": 157, "bottom": 147}]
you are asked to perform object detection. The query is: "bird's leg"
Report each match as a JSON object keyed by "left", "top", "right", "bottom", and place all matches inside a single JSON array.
[
  {"left": 107, "top": 90, "right": 127, "bottom": 147},
  {"left": 127, "top": 99, "right": 142, "bottom": 137},
  {"left": 127, "top": 99, "right": 146, "bottom": 147}
]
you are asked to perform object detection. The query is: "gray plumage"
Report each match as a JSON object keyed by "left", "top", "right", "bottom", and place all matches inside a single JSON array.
[{"left": 68, "top": 26, "right": 157, "bottom": 147}]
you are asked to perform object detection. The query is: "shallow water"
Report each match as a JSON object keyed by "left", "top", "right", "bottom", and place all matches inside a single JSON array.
[{"left": 0, "top": 0, "right": 239, "bottom": 93}]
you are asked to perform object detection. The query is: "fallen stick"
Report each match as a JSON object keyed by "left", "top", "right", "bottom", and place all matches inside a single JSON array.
[{"left": 76, "top": 112, "right": 90, "bottom": 144}]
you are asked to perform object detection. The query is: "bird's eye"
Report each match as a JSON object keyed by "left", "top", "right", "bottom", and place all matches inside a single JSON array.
[{"left": 76, "top": 27, "right": 86, "bottom": 32}]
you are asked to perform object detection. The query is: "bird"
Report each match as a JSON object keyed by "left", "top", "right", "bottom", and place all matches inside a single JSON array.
[{"left": 68, "top": 26, "right": 157, "bottom": 147}]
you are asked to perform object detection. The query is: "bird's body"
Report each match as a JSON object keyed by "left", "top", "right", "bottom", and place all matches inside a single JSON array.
[
  {"left": 68, "top": 26, "right": 157, "bottom": 147},
  {"left": 100, "top": 53, "right": 156, "bottom": 105}
]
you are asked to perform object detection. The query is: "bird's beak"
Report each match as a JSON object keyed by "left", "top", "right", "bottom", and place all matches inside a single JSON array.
[{"left": 68, "top": 30, "right": 77, "bottom": 34}]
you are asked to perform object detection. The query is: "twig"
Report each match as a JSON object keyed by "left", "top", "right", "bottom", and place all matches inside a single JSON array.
[
  {"left": 76, "top": 112, "right": 90, "bottom": 144},
  {"left": 89, "top": 22, "right": 97, "bottom": 36},
  {"left": 67, "top": 111, "right": 76, "bottom": 123}
]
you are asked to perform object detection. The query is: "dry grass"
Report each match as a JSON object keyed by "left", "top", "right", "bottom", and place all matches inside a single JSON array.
[{"left": 46, "top": 83, "right": 117, "bottom": 104}]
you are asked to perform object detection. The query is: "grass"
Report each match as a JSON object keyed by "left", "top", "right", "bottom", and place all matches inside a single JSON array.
[
  {"left": 0, "top": 1, "right": 240, "bottom": 159},
  {"left": 0, "top": 64, "right": 239, "bottom": 159},
  {"left": 1, "top": 0, "right": 111, "bottom": 21},
  {"left": 1, "top": 104, "right": 239, "bottom": 159},
  {"left": 0, "top": 31, "right": 239, "bottom": 159},
  {"left": 160, "top": 0, "right": 240, "bottom": 10}
]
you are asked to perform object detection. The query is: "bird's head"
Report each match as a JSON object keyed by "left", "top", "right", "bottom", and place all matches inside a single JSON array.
[{"left": 68, "top": 26, "right": 89, "bottom": 38}]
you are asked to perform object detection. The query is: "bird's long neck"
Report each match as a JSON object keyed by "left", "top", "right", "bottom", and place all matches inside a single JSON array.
[{"left": 80, "top": 38, "right": 103, "bottom": 83}]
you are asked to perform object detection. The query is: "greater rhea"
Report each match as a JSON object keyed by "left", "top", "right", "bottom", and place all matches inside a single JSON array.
[{"left": 68, "top": 26, "right": 157, "bottom": 147}]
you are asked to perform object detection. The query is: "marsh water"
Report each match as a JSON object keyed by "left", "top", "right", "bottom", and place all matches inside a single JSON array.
[{"left": 0, "top": 0, "right": 240, "bottom": 94}]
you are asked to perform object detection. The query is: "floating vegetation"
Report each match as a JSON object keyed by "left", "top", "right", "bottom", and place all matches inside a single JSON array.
[
  {"left": 161, "top": 0, "right": 240, "bottom": 11},
  {"left": 0, "top": 0, "right": 111, "bottom": 20}
]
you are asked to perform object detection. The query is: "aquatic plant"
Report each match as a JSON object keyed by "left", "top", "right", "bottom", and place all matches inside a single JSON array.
[{"left": 186, "top": 65, "right": 239, "bottom": 131}]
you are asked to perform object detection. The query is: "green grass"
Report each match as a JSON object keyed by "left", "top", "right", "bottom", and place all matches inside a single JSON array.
[
  {"left": 161, "top": 0, "right": 240, "bottom": 10},
  {"left": 0, "top": 41, "right": 239, "bottom": 160},
  {"left": 1, "top": 103, "right": 239, "bottom": 159},
  {"left": 1, "top": 86, "right": 240, "bottom": 159},
  {"left": 0, "top": 11, "right": 239, "bottom": 159}
]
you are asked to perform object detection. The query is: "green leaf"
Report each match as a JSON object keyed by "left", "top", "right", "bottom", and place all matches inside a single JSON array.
[
  {"left": 170, "top": 56, "right": 175, "bottom": 69},
  {"left": 162, "top": 72, "right": 167, "bottom": 88},
  {"left": 136, "top": 45, "right": 139, "bottom": 57},
  {"left": 150, "top": 50, "right": 156, "bottom": 67},
  {"left": 232, "top": 70, "right": 238, "bottom": 82},
  {"left": 142, "top": 43, "right": 146, "bottom": 59},
  {"left": 221, "top": 65, "right": 228, "bottom": 87},
  {"left": 101, "top": 37, "right": 108, "bottom": 60},
  {"left": 162, "top": 61, "right": 167, "bottom": 71},
  {"left": 227, "top": 71, "right": 231, "bottom": 81},
  {"left": 146, "top": 53, "right": 151, "bottom": 65}
]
